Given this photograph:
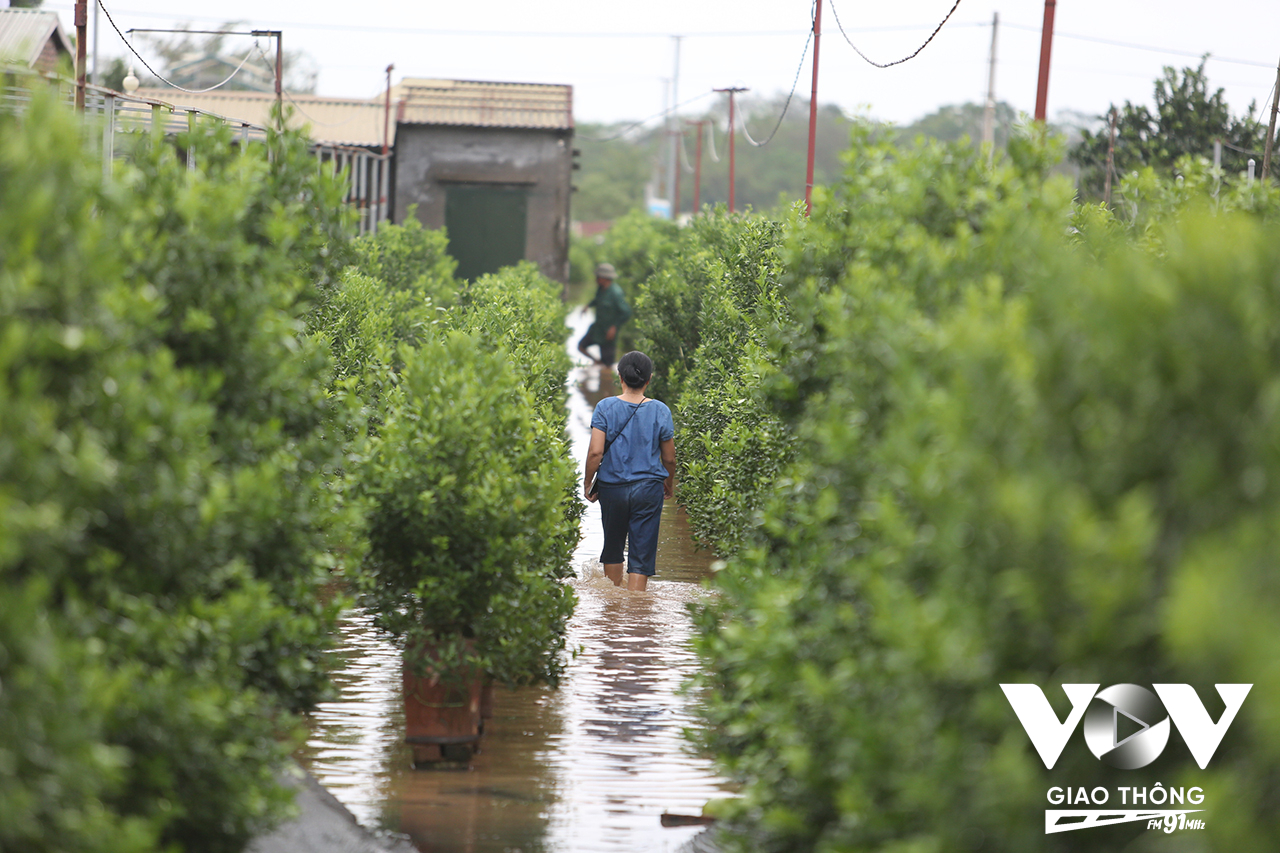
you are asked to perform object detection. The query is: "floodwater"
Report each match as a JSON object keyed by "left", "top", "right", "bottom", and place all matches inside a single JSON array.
[{"left": 299, "top": 311, "right": 734, "bottom": 852}]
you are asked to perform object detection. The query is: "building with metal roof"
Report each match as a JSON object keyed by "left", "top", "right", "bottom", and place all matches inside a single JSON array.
[
  {"left": 132, "top": 88, "right": 392, "bottom": 149},
  {"left": 388, "top": 78, "right": 575, "bottom": 283},
  {"left": 387, "top": 78, "right": 573, "bottom": 131},
  {"left": 132, "top": 76, "right": 576, "bottom": 282},
  {"left": 0, "top": 8, "right": 72, "bottom": 74}
]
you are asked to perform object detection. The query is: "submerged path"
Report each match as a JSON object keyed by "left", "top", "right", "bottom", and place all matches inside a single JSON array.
[{"left": 299, "top": 312, "right": 733, "bottom": 852}]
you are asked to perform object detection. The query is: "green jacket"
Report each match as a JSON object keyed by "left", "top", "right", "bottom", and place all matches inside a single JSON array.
[{"left": 588, "top": 283, "right": 632, "bottom": 333}]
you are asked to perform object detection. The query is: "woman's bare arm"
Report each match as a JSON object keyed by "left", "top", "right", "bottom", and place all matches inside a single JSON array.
[
  {"left": 660, "top": 438, "right": 676, "bottom": 499},
  {"left": 584, "top": 427, "right": 607, "bottom": 502}
]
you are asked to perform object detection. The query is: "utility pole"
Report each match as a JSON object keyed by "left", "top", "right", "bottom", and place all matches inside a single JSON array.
[
  {"left": 91, "top": 0, "right": 100, "bottom": 87},
  {"left": 716, "top": 87, "right": 748, "bottom": 213},
  {"left": 247, "top": 31, "right": 283, "bottom": 132},
  {"left": 673, "top": 125, "right": 683, "bottom": 218},
  {"left": 804, "top": 0, "right": 823, "bottom": 215},
  {"left": 74, "top": 0, "right": 87, "bottom": 110},
  {"left": 1263, "top": 54, "right": 1280, "bottom": 180},
  {"left": 981, "top": 11, "right": 999, "bottom": 160},
  {"left": 1213, "top": 138, "right": 1222, "bottom": 200},
  {"left": 686, "top": 119, "right": 706, "bottom": 213},
  {"left": 1103, "top": 107, "right": 1118, "bottom": 207},
  {"left": 274, "top": 32, "right": 283, "bottom": 132},
  {"left": 383, "top": 63, "right": 395, "bottom": 156},
  {"left": 668, "top": 36, "right": 682, "bottom": 216},
  {"left": 1034, "top": 0, "right": 1056, "bottom": 122}
]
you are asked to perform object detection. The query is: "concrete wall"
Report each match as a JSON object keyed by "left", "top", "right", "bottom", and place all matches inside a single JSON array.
[{"left": 392, "top": 124, "right": 573, "bottom": 282}]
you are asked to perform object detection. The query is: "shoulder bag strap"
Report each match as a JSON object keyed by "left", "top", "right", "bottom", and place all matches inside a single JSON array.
[{"left": 601, "top": 400, "right": 644, "bottom": 460}]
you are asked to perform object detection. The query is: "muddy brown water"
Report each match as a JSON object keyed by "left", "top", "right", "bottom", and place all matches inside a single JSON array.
[{"left": 299, "top": 314, "right": 735, "bottom": 852}]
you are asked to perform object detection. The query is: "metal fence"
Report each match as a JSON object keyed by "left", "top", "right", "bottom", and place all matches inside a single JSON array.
[{"left": 2, "top": 67, "right": 390, "bottom": 235}]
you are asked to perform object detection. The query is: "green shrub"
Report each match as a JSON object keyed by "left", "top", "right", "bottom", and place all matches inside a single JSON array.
[
  {"left": 0, "top": 581, "right": 159, "bottom": 853},
  {"left": 310, "top": 266, "right": 443, "bottom": 418},
  {"left": 692, "top": 127, "right": 1280, "bottom": 852},
  {"left": 594, "top": 208, "right": 681, "bottom": 288},
  {"left": 1, "top": 93, "right": 358, "bottom": 851},
  {"left": 354, "top": 333, "right": 579, "bottom": 687},
  {"left": 349, "top": 209, "right": 458, "bottom": 305},
  {"left": 454, "top": 261, "right": 573, "bottom": 426},
  {"left": 115, "top": 116, "right": 359, "bottom": 711},
  {"left": 662, "top": 215, "right": 794, "bottom": 554}
]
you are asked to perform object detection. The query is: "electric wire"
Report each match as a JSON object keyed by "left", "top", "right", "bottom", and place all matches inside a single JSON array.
[
  {"left": 1246, "top": 77, "right": 1277, "bottom": 132},
  {"left": 49, "top": 1, "right": 978, "bottom": 39},
  {"left": 740, "top": 1, "right": 814, "bottom": 148},
  {"left": 97, "top": 0, "right": 259, "bottom": 94},
  {"left": 706, "top": 120, "right": 720, "bottom": 163},
  {"left": 828, "top": 0, "right": 966, "bottom": 68},
  {"left": 249, "top": 43, "right": 366, "bottom": 130},
  {"left": 576, "top": 90, "right": 716, "bottom": 142},
  {"left": 999, "top": 21, "right": 1274, "bottom": 70},
  {"left": 1220, "top": 138, "right": 1266, "bottom": 158},
  {"left": 679, "top": 128, "right": 695, "bottom": 173}
]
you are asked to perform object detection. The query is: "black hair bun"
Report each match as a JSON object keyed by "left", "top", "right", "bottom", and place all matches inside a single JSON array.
[{"left": 616, "top": 351, "right": 654, "bottom": 389}]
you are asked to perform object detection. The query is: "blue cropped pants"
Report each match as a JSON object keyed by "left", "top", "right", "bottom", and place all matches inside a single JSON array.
[{"left": 596, "top": 479, "right": 664, "bottom": 576}]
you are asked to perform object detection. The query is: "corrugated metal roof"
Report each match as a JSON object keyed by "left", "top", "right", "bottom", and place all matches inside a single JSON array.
[
  {"left": 390, "top": 78, "right": 573, "bottom": 130},
  {"left": 0, "top": 9, "right": 71, "bottom": 68},
  {"left": 132, "top": 89, "right": 391, "bottom": 148},
  {"left": 129, "top": 77, "right": 574, "bottom": 146}
]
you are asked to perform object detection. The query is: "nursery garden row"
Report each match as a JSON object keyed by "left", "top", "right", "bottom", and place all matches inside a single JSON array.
[
  {"left": 0, "top": 93, "right": 578, "bottom": 852},
  {"left": 605, "top": 129, "right": 1280, "bottom": 851}
]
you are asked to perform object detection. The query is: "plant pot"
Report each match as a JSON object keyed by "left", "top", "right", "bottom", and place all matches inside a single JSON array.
[
  {"left": 479, "top": 677, "right": 495, "bottom": 731},
  {"left": 402, "top": 643, "right": 483, "bottom": 766}
]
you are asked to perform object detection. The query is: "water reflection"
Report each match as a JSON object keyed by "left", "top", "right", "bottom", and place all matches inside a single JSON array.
[{"left": 301, "top": 312, "right": 732, "bottom": 852}]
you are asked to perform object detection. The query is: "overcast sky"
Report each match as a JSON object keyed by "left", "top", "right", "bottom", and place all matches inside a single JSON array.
[{"left": 44, "top": 0, "right": 1280, "bottom": 131}]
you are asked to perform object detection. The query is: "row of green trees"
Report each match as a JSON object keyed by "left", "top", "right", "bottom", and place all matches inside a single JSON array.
[
  {"left": 1, "top": 94, "right": 356, "bottom": 853},
  {"left": 0, "top": 93, "right": 578, "bottom": 851},
  {"left": 321, "top": 220, "right": 580, "bottom": 688},
  {"left": 572, "top": 62, "right": 1274, "bottom": 233},
  {"left": 608, "top": 121, "right": 1280, "bottom": 850}
]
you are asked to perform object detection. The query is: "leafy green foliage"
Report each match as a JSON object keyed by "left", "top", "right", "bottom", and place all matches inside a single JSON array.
[
  {"left": 1071, "top": 60, "right": 1273, "bottom": 199},
  {"left": 1, "top": 92, "right": 358, "bottom": 851},
  {"left": 893, "top": 100, "right": 1021, "bottom": 151},
  {"left": 638, "top": 212, "right": 795, "bottom": 554},
  {"left": 354, "top": 333, "right": 579, "bottom": 687},
  {"left": 686, "top": 121, "right": 1280, "bottom": 852},
  {"left": 349, "top": 210, "right": 459, "bottom": 306},
  {"left": 455, "top": 261, "right": 574, "bottom": 425},
  {"left": 1075, "top": 154, "right": 1280, "bottom": 253},
  {"left": 573, "top": 97, "right": 856, "bottom": 220},
  {"left": 0, "top": 581, "right": 158, "bottom": 852},
  {"left": 312, "top": 220, "right": 581, "bottom": 692}
]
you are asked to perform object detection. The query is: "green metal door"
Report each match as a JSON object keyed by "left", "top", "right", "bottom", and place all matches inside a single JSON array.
[{"left": 444, "top": 184, "right": 529, "bottom": 281}]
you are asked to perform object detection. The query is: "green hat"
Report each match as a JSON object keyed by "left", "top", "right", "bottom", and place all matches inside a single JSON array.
[{"left": 595, "top": 262, "right": 617, "bottom": 280}]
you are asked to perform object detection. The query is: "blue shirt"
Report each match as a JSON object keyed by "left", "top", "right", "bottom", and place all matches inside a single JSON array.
[{"left": 591, "top": 396, "right": 674, "bottom": 484}]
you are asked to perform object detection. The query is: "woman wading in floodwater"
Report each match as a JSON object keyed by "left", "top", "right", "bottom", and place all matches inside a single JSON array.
[{"left": 583, "top": 351, "right": 676, "bottom": 591}]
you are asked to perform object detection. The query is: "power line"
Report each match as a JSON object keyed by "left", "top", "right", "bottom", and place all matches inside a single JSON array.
[
  {"left": 1000, "top": 21, "right": 1275, "bottom": 70},
  {"left": 828, "top": 0, "right": 966, "bottom": 68},
  {"left": 706, "top": 120, "right": 720, "bottom": 163},
  {"left": 678, "top": 128, "right": 694, "bottom": 173},
  {"left": 576, "top": 90, "right": 716, "bottom": 142},
  {"left": 50, "top": 2, "right": 994, "bottom": 40},
  {"left": 1220, "top": 138, "right": 1265, "bottom": 158},
  {"left": 740, "top": 3, "right": 814, "bottom": 148},
  {"left": 97, "top": 0, "right": 259, "bottom": 94},
  {"left": 248, "top": 43, "right": 338, "bottom": 129}
]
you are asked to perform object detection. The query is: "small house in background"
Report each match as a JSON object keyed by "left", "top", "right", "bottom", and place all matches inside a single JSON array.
[
  {"left": 130, "top": 88, "right": 389, "bottom": 148},
  {"left": 0, "top": 9, "right": 72, "bottom": 75},
  {"left": 388, "top": 78, "right": 574, "bottom": 283},
  {"left": 163, "top": 52, "right": 277, "bottom": 94}
]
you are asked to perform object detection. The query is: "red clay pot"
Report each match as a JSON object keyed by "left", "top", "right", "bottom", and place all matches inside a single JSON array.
[{"left": 402, "top": 644, "right": 482, "bottom": 765}]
